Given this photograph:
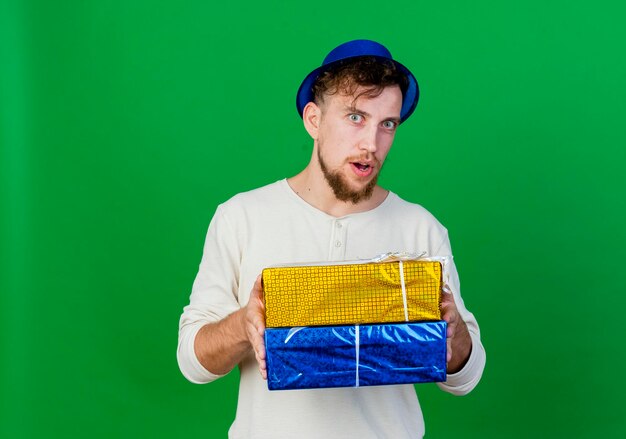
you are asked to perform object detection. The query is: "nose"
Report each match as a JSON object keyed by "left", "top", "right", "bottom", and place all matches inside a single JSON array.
[{"left": 358, "top": 125, "right": 378, "bottom": 154}]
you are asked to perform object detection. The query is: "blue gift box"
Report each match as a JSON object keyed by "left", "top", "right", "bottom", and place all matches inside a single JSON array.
[{"left": 265, "top": 321, "right": 447, "bottom": 391}]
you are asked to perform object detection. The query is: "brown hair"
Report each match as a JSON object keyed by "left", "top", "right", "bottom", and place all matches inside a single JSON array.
[{"left": 312, "top": 56, "right": 409, "bottom": 106}]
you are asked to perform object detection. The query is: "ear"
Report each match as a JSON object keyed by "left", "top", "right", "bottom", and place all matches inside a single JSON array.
[{"left": 302, "top": 102, "right": 321, "bottom": 140}]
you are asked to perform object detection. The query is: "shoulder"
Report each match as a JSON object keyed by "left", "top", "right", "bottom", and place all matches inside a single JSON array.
[
  {"left": 383, "top": 192, "right": 446, "bottom": 229},
  {"left": 215, "top": 179, "right": 291, "bottom": 219},
  {"left": 377, "top": 192, "right": 451, "bottom": 253}
]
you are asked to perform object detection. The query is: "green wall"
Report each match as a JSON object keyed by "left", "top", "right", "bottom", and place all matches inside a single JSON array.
[{"left": 2, "top": 0, "right": 625, "bottom": 437}]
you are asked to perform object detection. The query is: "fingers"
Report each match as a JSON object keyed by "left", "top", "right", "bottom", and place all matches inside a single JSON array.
[
  {"left": 249, "top": 327, "right": 267, "bottom": 378},
  {"left": 246, "top": 311, "right": 267, "bottom": 379},
  {"left": 257, "top": 347, "right": 267, "bottom": 380},
  {"left": 440, "top": 288, "right": 458, "bottom": 364},
  {"left": 246, "top": 274, "right": 267, "bottom": 379}
]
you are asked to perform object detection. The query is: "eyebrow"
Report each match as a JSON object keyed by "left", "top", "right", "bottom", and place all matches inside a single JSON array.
[{"left": 344, "top": 105, "right": 401, "bottom": 124}]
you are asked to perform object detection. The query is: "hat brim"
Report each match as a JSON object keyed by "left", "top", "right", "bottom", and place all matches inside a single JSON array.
[{"left": 296, "top": 55, "right": 419, "bottom": 123}]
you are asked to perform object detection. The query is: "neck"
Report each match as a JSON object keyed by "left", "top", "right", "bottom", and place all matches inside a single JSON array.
[{"left": 287, "top": 164, "right": 389, "bottom": 218}]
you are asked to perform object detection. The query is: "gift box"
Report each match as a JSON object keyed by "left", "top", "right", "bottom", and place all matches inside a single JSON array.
[
  {"left": 265, "top": 321, "right": 447, "bottom": 391},
  {"left": 263, "top": 260, "right": 442, "bottom": 328}
]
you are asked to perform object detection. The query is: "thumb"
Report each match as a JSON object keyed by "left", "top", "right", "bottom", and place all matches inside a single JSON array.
[{"left": 249, "top": 275, "right": 263, "bottom": 299}]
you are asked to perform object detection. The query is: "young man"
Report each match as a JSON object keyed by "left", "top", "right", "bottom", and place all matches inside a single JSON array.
[{"left": 178, "top": 40, "right": 486, "bottom": 438}]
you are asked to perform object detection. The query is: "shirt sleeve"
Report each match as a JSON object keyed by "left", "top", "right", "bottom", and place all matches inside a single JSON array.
[
  {"left": 177, "top": 204, "right": 243, "bottom": 384},
  {"left": 434, "top": 233, "right": 486, "bottom": 396}
]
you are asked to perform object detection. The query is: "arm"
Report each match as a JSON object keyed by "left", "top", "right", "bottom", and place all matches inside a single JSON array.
[
  {"left": 435, "top": 235, "right": 486, "bottom": 395},
  {"left": 177, "top": 204, "right": 267, "bottom": 383}
]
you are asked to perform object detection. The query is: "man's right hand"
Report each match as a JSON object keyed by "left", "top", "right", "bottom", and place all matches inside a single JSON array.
[{"left": 244, "top": 275, "right": 267, "bottom": 379}]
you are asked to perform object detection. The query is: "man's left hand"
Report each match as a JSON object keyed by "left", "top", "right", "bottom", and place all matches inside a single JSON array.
[{"left": 441, "top": 285, "right": 473, "bottom": 374}]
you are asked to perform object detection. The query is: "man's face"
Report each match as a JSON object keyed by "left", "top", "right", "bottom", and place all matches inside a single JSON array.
[{"left": 315, "top": 85, "right": 403, "bottom": 204}]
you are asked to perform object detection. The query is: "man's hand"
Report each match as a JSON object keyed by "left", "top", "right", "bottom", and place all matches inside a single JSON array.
[
  {"left": 244, "top": 275, "right": 267, "bottom": 379},
  {"left": 441, "top": 284, "right": 472, "bottom": 374}
]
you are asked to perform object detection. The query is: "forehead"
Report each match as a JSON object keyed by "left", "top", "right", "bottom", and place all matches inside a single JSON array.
[{"left": 322, "top": 85, "right": 402, "bottom": 116}]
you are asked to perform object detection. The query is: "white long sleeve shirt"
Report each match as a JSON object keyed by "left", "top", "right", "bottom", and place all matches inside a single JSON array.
[{"left": 178, "top": 179, "right": 486, "bottom": 438}]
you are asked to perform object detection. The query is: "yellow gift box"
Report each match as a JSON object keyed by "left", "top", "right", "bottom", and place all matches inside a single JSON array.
[{"left": 263, "top": 260, "right": 442, "bottom": 328}]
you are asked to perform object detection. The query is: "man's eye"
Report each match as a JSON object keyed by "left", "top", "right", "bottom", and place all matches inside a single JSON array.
[
  {"left": 348, "top": 114, "right": 363, "bottom": 123},
  {"left": 383, "top": 120, "right": 397, "bottom": 129}
]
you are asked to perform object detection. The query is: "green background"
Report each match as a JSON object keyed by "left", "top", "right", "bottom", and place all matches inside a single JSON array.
[{"left": 2, "top": 0, "right": 625, "bottom": 437}]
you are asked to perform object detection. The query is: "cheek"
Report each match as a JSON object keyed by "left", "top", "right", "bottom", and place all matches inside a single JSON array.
[
  {"left": 319, "top": 123, "right": 344, "bottom": 144},
  {"left": 376, "top": 134, "right": 395, "bottom": 158}
]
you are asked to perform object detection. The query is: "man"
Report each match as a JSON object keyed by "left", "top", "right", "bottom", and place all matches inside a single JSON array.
[{"left": 178, "top": 39, "right": 486, "bottom": 438}]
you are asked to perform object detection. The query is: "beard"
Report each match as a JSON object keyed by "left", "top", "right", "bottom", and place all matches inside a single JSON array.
[{"left": 318, "top": 149, "right": 381, "bottom": 204}]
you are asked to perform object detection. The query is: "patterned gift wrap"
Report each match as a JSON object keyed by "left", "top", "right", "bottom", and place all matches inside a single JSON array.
[
  {"left": 265, "top": 321, "right": 447, "bottom": 391},
  {"left": 263, "top": 260, "right": 442, "bottom": 328}
]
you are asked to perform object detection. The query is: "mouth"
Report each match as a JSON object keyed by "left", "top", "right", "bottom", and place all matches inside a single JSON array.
[{"left": 350, "top": 161, "right": 374, "bottom": 177}]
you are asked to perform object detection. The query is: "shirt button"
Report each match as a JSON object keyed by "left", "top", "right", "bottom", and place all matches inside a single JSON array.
[
  {"left": 336, "top": 222, "right": 342, "bottom": 228},
  {"left": 335, "top": 241, "right": 342, "bottom": 247}
]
